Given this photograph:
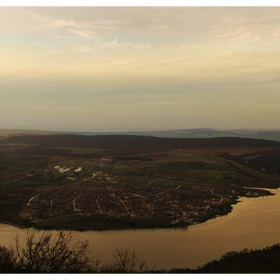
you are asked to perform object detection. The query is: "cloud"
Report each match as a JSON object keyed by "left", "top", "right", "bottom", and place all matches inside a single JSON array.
[
  {"left": 67, "top": 28, "right": 94, "bottom": 38},
  {"left": 52, "top": 19, "right": 76, "bottom": 27}
]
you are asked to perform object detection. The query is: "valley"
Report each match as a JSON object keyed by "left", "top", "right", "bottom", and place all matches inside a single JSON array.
[{"left": 0, "top": 133, "right": 279, "bottom": 231}]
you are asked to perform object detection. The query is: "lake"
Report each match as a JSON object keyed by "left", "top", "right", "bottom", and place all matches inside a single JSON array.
[{"left": 1, "top": 189, "right": 280, "bottom": 270}]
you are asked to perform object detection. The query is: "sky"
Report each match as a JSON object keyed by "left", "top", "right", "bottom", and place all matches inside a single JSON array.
[{"left": 1, "top": 4, "right": 280, "bottom": 132}]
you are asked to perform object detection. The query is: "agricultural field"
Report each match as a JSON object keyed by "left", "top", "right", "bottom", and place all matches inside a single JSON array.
[{"left": 0, "top": 133, "right": 279, "bottom": 230}]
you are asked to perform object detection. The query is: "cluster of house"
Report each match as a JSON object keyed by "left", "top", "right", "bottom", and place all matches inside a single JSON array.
[{"left": 54, "top": 166, "right": 82, "bottom": 174}]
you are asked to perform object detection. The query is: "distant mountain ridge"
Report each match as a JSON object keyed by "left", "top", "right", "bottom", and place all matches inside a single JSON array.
[
  {"left": 1, "top": 128, "right": 280, "bottom": 142},
  {"left": 71, "top": 128, "right": 280, "bottom": 142}
]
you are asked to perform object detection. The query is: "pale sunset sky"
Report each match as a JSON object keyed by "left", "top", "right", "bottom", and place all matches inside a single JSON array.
[{"left": 1, "top": 2, "right": 280, "bottom": 132}]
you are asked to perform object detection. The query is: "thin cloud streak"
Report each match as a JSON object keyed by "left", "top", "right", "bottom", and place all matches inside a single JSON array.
[{"left": 1, "top": 7, "right": 280, "bottom": 131}]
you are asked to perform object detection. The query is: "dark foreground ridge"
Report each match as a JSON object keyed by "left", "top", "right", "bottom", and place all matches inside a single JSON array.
[
  {"left": 0, "top": 134, "right": 279, "bottom": 231},
  {"left": 186, "top": 243, "right": 280, "bottom": 273}
]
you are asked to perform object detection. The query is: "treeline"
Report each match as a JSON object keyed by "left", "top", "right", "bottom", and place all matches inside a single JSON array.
[
  {"left": 1, "top": 230, "right": 280, "bottom": 273},
  {"left": 168, "top": 244, "right": 280, "bottom": 273},
  {"left": 194, "top": 244, "right": 280, "bottom": 273}
]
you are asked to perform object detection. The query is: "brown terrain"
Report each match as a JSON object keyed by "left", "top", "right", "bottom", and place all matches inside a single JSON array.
[{"left": 0, "top": 133, "right": 279, "bottom": 230}]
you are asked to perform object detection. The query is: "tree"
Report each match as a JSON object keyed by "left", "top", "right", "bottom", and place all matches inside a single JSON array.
[
  {"left": 100, "top": 247, "right": 150, "bottom": 273},
  {"left": 0, "top": 245, "right": 17, "bottom": 273},
  {"left": 0, "top": 230, "right": 151, "bottom": 273},
  {"left": 14, "top": 229, "right": 94, "bottom": 273}
]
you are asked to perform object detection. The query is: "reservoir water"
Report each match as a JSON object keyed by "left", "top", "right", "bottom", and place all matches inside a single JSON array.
[{"left": 1, "top": 189, "right": 280, "bottom": 270}]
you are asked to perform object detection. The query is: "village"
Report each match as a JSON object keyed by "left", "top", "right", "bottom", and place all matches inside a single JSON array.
[
  {"left": 0, "top": 133, "right": 278, "bottom": 230},
  {"left": 23, "top": 161, "right": 272, "bottom": 227}
]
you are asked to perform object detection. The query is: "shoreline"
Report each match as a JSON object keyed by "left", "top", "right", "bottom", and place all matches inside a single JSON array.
[{"left": 1, "top": 190, "right": 275, "bottom": 232}]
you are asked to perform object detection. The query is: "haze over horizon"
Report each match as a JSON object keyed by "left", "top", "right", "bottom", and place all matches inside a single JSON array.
[{"left": 1, "top": 6, "right": 280, "bottom": 132}]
